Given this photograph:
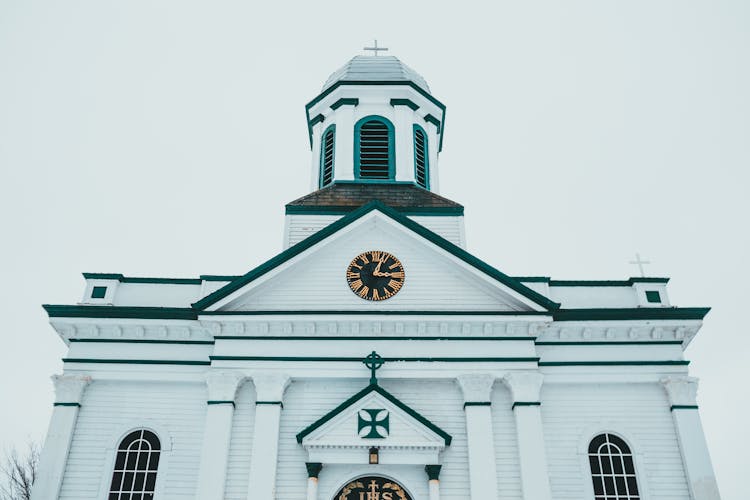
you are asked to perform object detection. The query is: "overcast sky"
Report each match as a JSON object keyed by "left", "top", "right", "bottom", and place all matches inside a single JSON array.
[{"left": 1, "top": 1, "right": 748, "bottom": 498}]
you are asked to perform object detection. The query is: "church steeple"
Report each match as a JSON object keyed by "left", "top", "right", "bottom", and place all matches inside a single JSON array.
[
  {"left": 305, "top": 55, "right": 446, "bottom": 193},
  {"left": 285, "top": 54, "right": 461, "bottom": 250}
]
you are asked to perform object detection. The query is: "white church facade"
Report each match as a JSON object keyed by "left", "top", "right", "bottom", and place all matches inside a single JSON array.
[{"left": 32, "top": 55, "right": 720, "bottom": 500}]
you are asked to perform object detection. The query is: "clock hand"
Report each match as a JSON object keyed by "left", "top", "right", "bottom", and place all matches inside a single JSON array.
[{"left": 373, "top": 259, "right": 383, "bottom": 275}]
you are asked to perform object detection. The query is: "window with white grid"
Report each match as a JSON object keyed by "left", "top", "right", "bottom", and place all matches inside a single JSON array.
[
  {"left": 588, "top": 433, "right": 640, "bottom": 500},
  {"left": 108, "top": 429, "right": 160, "bottom": 500}
]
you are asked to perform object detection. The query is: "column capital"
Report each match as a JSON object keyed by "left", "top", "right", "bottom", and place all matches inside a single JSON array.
[
  {"left": 251, "top": 372, "right": 291, "bottom": 402},
  {"left": 52, "top": 374, "right": 91, "bottom": 405},
  {"left": 661, "top": 376, "right": 699, "bottom": 407},
  {"left": 501, "top": 371, "right": 544, "bottom": 404},
  {"left": 425, "top": 464, "right": 442, "bottom": 481},
  {"left": 206, "top": 370, "right": 246, "bottom": 403},
  {"left": 305, "top": 462, "right": 323, "bottom": 479},
  {"left": 456, "top": 374, "right": 495, "bottom": 403}
]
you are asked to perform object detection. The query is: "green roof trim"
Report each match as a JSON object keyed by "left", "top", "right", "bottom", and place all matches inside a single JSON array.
[
  {"left": 285, "top": 204, "right": 464, "bottom": 216},
  {"left": 514, "top": 276, "right": 551, "bottom": 283},
  {"left": 210, "top": 356, "right": 539, "bottom": 363},
  {"left": 310, "top": 114, "right": 325, "bottom": 127},
  {"left": 539, "top": 360, "right": 689, "bottom": 366},
  {"left": 82, "top": 273, "right": 202, "bottom": 285},
  {"left": 549, "top": 278, "right": 670, "bottom": 287},
  {"left": 200, "top": 275, "right": 241, "bottom": 281},
  {"left": 214, "top": 336, "right": 534, "bottom": 341},
  {"left": 69, "top": 338, "right": 214, "bottom": 345},
  {"left": 305, "top": 81, "right": 446, "bottom": 151},
  {"left": 199, "top": 310, "right": 548, "bottom": 316},
  {"left": 423, "top": 114, "right": 441, "bottom": 132},
  {"left": 553, "top": 307, "right": 710, "bottom": 321},
  {"left": 295, "top": 383, "right": 452, "bottom": 445},
  {"left": 192, "top": 201, "right": 559, "bottom": 311},
  {"left": 63, "top": 358, "right": 210, "bottom": 366},
  {"left": 390, "top": 98, "right": 420, "bottom": 110},
  {"left": 44, "top": 305, "right": 198, "bottom": 320},
  {"left": 330, "top": 98, "right": 359, "bottom": 109}
]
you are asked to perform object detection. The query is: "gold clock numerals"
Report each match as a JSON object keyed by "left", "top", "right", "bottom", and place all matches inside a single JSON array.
[{"left": 346, "top": 250, "right": 405, "bottom": 301}]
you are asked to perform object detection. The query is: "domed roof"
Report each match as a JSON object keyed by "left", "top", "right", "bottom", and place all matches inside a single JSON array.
[{"left": 322, "top": 56, "right": 431, "bottom": 94}]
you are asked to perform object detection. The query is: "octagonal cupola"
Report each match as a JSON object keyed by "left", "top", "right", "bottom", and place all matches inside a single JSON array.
[{"left": 305, "top": 55, "right": 446, "bottom": 193}]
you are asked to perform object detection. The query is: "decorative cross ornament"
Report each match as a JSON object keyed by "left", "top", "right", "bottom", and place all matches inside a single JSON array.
[
  {"left": 363, "top": 351, "right": 384, "bottom": 385},
  {"left": 629, "top": 253, "right": 651, "bottom": 277},
  {"left": 363, "top": 39, "right": 388, "bottom": 56},
  {"left": 358, "top": 409, "right": 390, "bottom": 438}
]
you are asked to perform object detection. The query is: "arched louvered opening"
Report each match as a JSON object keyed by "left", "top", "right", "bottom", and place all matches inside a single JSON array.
[
  {"left": 320, "top": 125, "right": 335, "bottom": 188},
  {"left": 588, "top": 433, "right": 640, "bottom": 500},
  {"left": 355, "top": 116, "right": 394, "bottom": 180},
  {"left": 108, "top": 429, "right": 161, "bottom": 499},
  {"left": 413, "top": 125, "right": 429, "bottom": 189}
]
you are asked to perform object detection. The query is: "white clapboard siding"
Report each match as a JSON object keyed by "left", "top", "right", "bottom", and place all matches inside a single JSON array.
[
  {"left": 223, "top": 381, "right": 257, "bottom": 500},
  {"left": 285, "top": 214, "right": 465, "bottom": 249},
  {"left": 59, "top": 380, "right": 206, "bottom": 500},
  {"left": 541, "top": 383, "right": 690, "bottom": 500},
  {"left": 491, "top": 384, "right": 523, "bottom": 500},
  {"left": 275, "top": 378, "right": 470, "bottom": 500},
  {"left": 229, "top": 222, "right": 524, "bottom": 312}
]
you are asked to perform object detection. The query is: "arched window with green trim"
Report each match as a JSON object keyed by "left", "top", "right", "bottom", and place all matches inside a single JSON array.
[
  {"left": 355, "top": 116, "right": 394, "bottom": 180},
  {"left": 413, "top": 124, "right": 429, "bottom": 189},
  {"left": 320, "top": 125, "right": 335, "bottom": 188}
]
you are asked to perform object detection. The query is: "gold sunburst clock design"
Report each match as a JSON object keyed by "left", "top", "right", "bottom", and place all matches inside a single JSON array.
[{"left": 346, "top": 250, "right": 405, "bottom": 301}]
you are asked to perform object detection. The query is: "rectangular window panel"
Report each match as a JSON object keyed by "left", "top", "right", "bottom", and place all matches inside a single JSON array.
[{"left": 91, "top": 286, "right": 107, "bottom": 299}]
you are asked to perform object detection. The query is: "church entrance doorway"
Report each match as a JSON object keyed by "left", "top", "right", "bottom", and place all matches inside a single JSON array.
[{"left": 334, "top": 476, "right": 412, "bottom": 500}]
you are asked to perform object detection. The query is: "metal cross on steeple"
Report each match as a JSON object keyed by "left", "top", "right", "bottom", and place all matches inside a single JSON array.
[
  {"left": 363, "top": 351, "right": 384, "bottom": 385},
  {"left": 629, "top": 253, "right": 651, "bottom": 277},
  {"left": 363, "top": 39, "right": 388, "bottom": 56}
]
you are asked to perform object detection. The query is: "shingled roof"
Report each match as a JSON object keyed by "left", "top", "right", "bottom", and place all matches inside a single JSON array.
[{"left": 285, "top": 183, "right": 464, "bottom": 215}]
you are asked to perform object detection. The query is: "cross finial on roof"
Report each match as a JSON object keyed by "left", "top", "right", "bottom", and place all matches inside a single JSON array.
[
  {"left": 629, "top": 253, "right": 651, "bottom": 277},
  {"left": 363, "top": 351, "right": 384, "bottom": 385},
  {"left": 363, "top": 39, "right": 388, "bottom": 56}
]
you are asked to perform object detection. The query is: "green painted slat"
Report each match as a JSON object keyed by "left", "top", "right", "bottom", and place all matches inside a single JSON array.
[
  {"left": 210, "top": 356, "right": 539, "bottom": 362},
  {"left": 69, "top": 338, "right": 214, "bottom": 345},
  {"left": 213, "top": 336, "right": 534, "bottom": 341}
]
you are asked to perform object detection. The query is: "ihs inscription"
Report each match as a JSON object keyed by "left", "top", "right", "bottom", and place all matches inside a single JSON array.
[{"left": 347, "top": 251, "right": 405, "bottom": 301}]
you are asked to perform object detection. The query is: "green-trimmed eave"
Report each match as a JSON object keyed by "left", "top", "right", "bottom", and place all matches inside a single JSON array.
[
  {"left": 191, "top": 200, "right": 559, "bottom": 311},
  {"left": 44, "top": 304, "right": 198, "bottom": 320},
  {"left": 295, "top": 383, "right": 452, "bottom": 445},
  {"left": 552, "top": 307, "right": 710, "bottom": 321},
  {"left": 305, "top": 81, "right": 446, "bottom": 152},
  {"left": 285, "top": 204, "right": 464, "bottom": 216}
]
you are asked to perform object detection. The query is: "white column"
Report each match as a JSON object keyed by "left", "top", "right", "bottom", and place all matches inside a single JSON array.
[
  {"left": 309, "top": 120, "right": 325, "bottom": 191},
  {"left": 31, "top": 374, "right": 91, "bottom": 500},
  {"left": 195, "top": 370, "right": 246, "bottom": 500},
  {"left": 425, "top": 465, "right": 441, "bottom": 500},
  {"left": 247, "top": 373, "right": 291, "bottom": 499},
  {"left": 456, "top": 374, "right": 498, "bottom": 500},
  {"left": 333, "top": 106, "right": 355, "bottom": 181},
  {"left": 393, "top": 105, "right": 415, "bottom": 182},
  {"left": 502, "top": 372, "right": 552, "bottom": 500},
  {"left": 661, "top": 377, "right": 721, "bottom": 500},
  {"left": 306, "top": 462, "right": 322, "bottom": 500}
]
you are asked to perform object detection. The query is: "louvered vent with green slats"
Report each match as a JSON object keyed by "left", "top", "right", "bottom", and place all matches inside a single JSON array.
[
  {"left": 357, "top": 118, "right": 393, "bottom": 179},
  {"left": 414, "top": 126, "right": 429, "bottom": 189},
  {"left": 320, "top": 126, "right": 335, "bottom": 187}
]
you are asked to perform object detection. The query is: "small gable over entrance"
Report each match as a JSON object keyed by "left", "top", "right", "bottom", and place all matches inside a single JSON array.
[{"left": 297, "top": 382, "right": 451, "bottom": 465}]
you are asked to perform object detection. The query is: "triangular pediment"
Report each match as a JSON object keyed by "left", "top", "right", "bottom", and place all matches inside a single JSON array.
[
  {"left": 193, "top": 202, "right": 558, "bottom": 312},
  {"left": 296, "top": 383, "right": 451, "bottom": 451}
]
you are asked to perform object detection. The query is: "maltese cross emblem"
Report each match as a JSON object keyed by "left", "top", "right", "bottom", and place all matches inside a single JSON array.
[{"left": 358, "top": 409, "right": 390, "bottom": 439}]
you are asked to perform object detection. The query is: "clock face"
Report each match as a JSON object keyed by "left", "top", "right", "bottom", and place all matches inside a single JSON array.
[{"left": 346, "top": 250, "right": 405, "bottom": 301}]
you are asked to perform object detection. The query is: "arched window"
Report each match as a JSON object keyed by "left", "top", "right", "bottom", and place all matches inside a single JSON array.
[
  {"left": 413, "top": 124, "right": 429, "bottom": 189},
  {"left": 588, "top": 433, "right": 640, "bottom": 500},
  {"left": 108, "top": 429, "right": 161, "bottom": 500},
  {"left": 355, "top": 116, "right": 394, "bottom": 180},
  {"left": 320, "top": 125, "right": 335, "bottom": 188}
]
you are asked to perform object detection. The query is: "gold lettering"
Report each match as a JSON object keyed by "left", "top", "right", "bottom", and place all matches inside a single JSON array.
[
  {"left": 372, "top": 289, "right": 379, "bottom": 301},
  {"left": 388, "top": 279, "right": 402, "bottom": 290},
  {"left": 358, "top": 286, "right": 369, "bottom": 298},
  {"left": 347, "top": 271, "right": 360, "bottom": 279},
  {"left": 350, "top": 279, "right": 363, "bottom": 291},
  {"left": 389, "top": 262, "right": 400, "bottom": 269},
  {"left": 371, "top": 251, "right": 382, "bottom": 262},
  {"left": 361, "top": 254, "right": 369, "bottom": 264},
  {"left": 382, "top": 493, "right": 393, "bottom": 500},
  {"left": 390, "top": 272, "right": 404, "bottom": 278}
]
